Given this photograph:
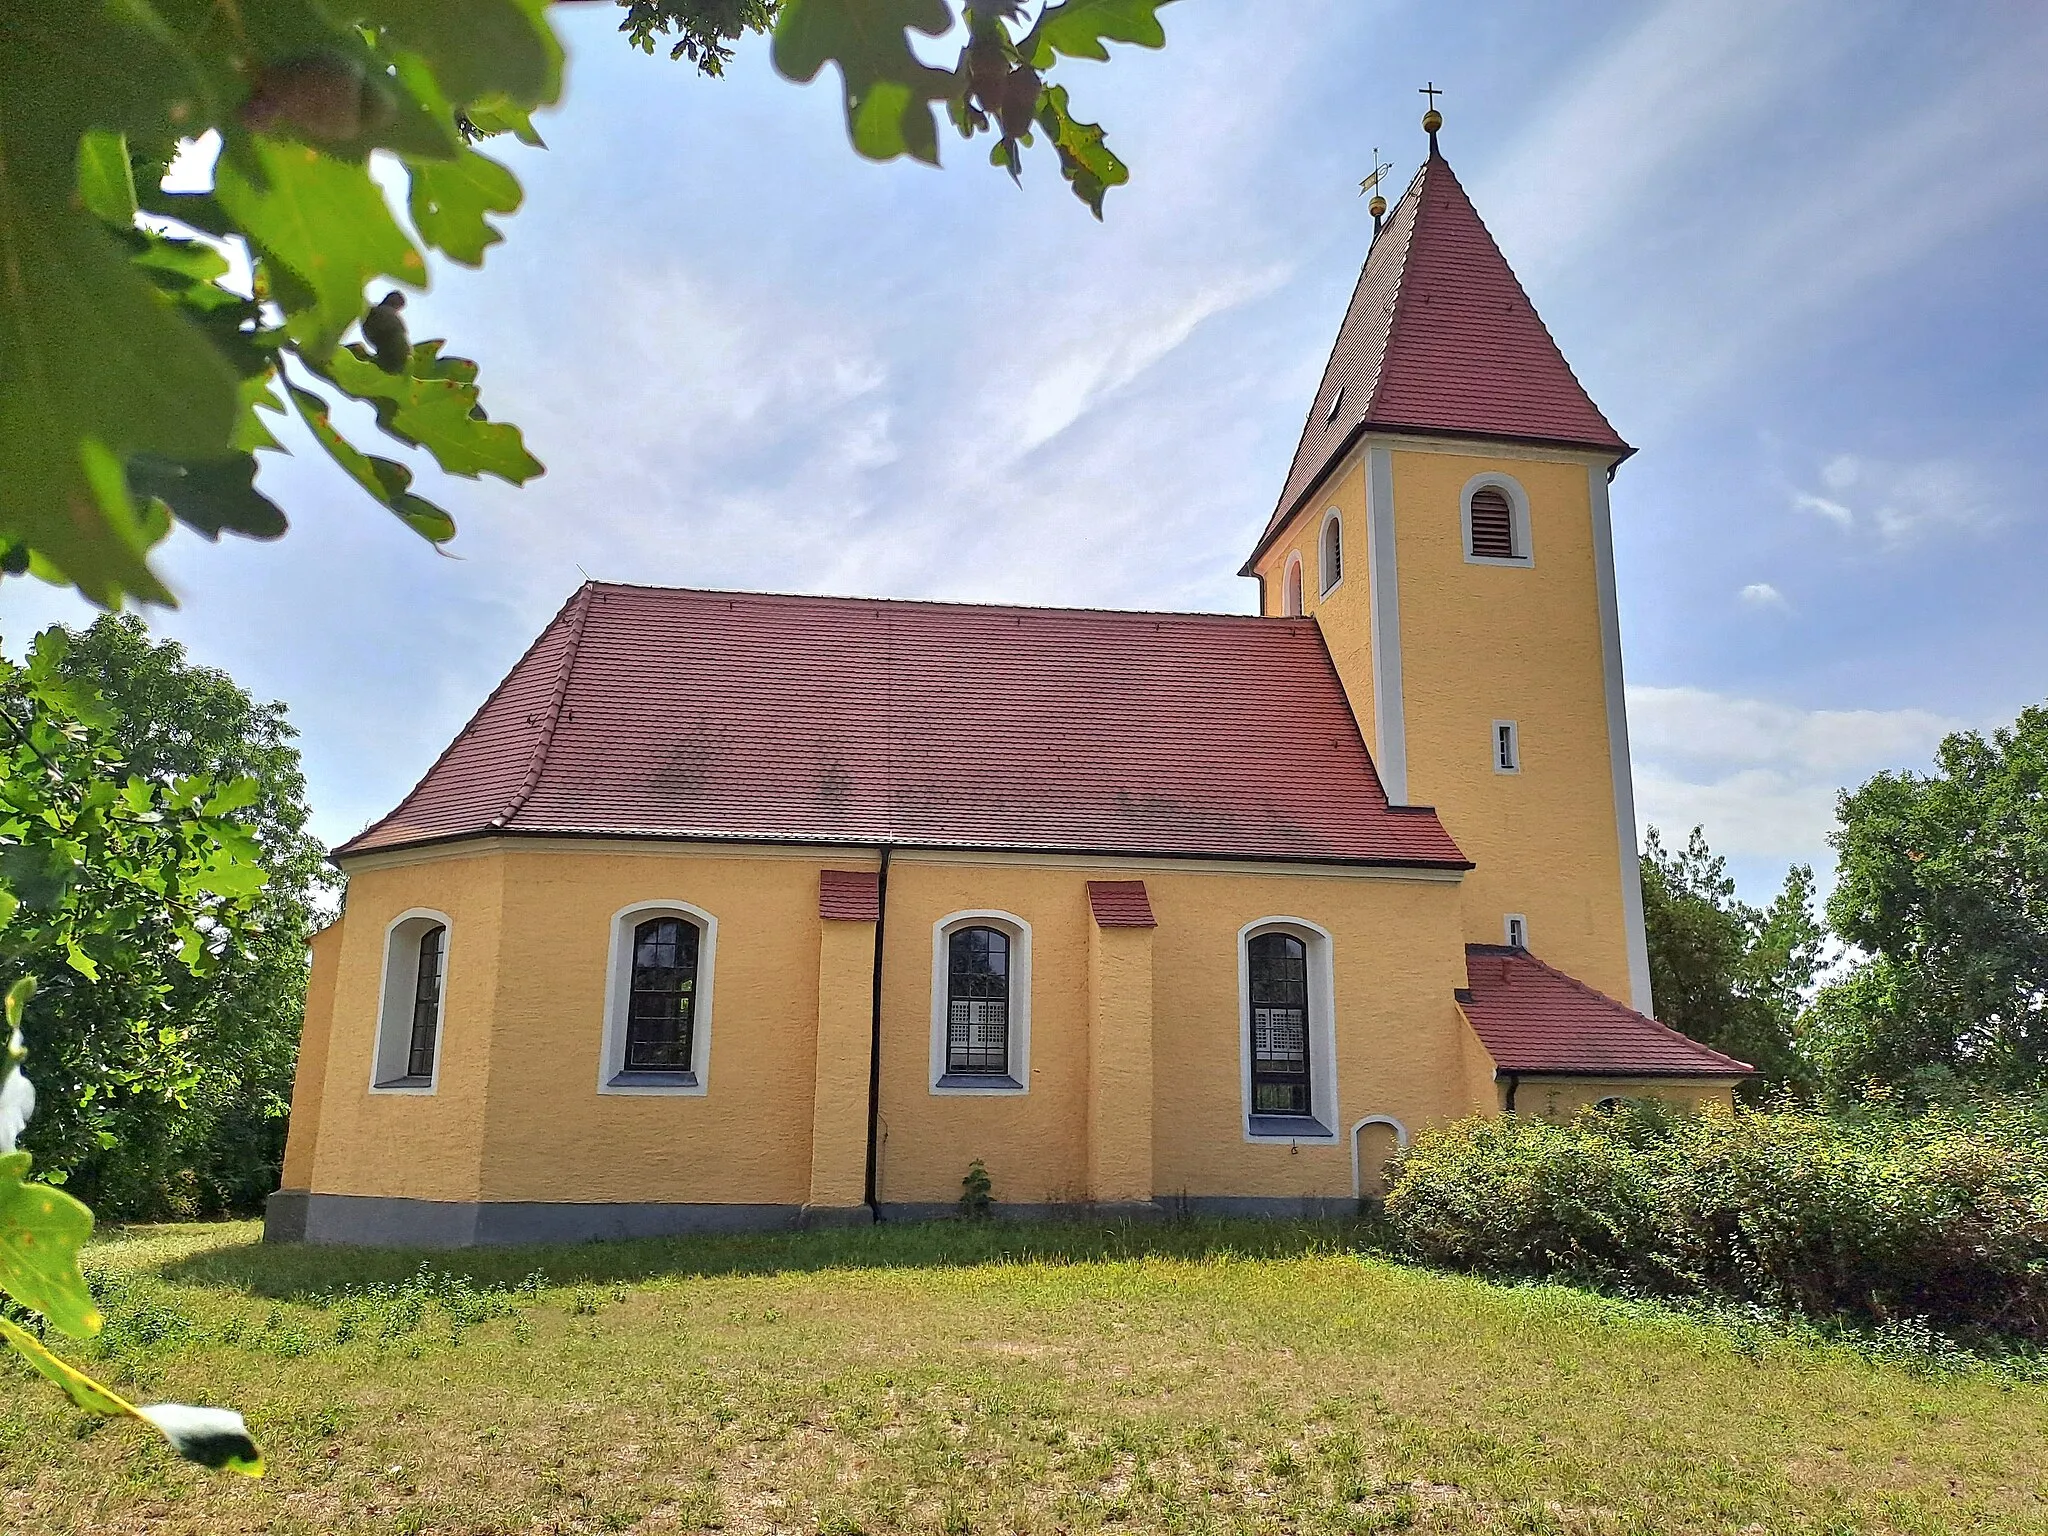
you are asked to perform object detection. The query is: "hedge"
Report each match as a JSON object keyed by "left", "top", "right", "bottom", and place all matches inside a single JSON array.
[{"left": 1383, "top": 1099, "right": 2048, "bottom": 1341}]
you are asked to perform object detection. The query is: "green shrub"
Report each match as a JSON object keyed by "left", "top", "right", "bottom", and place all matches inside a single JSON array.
[{"left": 1384, "top": 1099, "right": 2048, "bottom": 1341}]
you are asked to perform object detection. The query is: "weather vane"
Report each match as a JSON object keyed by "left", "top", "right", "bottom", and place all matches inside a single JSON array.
[
  {"left": 1419, "top": 81, "right": 1444, "bottom": 152},
  {"left": 1359, "top": 145, "right": 1392, "bottom": 235}
]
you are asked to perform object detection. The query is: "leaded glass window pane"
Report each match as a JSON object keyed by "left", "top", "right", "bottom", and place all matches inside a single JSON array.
[
  {"left": 1248, "top": 931, "right": 1311, "bottom": 1115},
  {"left": 406, "top": 925, "right": 445, "bottom": 1078},
  {"left": 626, "top": 917, "right": 699, "bottom": 1072},
  {"left": 947, "top": 926, "right": 1010, "bottom": 1074}
]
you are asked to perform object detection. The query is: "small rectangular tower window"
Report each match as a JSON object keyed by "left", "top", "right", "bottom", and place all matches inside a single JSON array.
[
  {"left": 1505, "top": 914, "right": 1528, "bottom": 950},
  {"left": 1494, "top": 720, "right": 1520, "bottom": 773}
]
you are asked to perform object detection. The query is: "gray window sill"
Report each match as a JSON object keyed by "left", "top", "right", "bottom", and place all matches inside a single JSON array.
[
  {"left": 935, "top": 1073, "right": 1024, "bottom": 1091},
  {"left": 608, "top": 1070, "right": 699, "bottom": 1089},
  {"left": 372, "top": 1075, "right": 434, "bottom": 1092},
  {"left": 1247, "top": 1113, "right": 1333, "bottom": 1140}
]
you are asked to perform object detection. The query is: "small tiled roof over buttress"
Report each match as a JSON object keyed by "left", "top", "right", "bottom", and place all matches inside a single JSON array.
[
  {"left": 1244, "top": 147, "right": 1630, "bottom": 574},
  {"left": 1460, "top": 945, "right": 1751, "bottom": 1077},
  {"left": 340, "top": 583, "right": 1468, "bottom": 868}
]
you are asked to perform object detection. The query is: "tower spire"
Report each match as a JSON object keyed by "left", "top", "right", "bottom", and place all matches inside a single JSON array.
[{"left": 1419, "top": 81, "right": 1443, "bottom": 156}]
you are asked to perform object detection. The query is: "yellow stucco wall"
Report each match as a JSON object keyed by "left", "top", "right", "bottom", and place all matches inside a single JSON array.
[
  {"left": 474, "top": 844, "right": 834, "bottom": 1205},
  {"left": 1255, "top": 458, "right": 1377, "bottom": 763},
  {"left": 1387, "top": 447, "right": 1631, "bottom": 999},
  {"left": 867, "top": 856, "right": 1484, "bottom": 1208},
  {"left": 1252, "top": 439, "right": 1632, "bottom": 1005},
  {"left": 307, "top": 850, "right": 506, "bottom": 1202},
  {"left": 1086, "top": 920, "right": 1154, "bottom": 1205},
  {"left": 1506, "top": 1075, "right": 1739, "bottom": 1120},
  {"left": 278, "top": 918, "right": 342, "bottom": 1191},
  {"left": 289, "top": 830, "right": 1756, "bottom": 1220},
  {"left": 809, "top": 914, "right": 879, "bottom": 1211}
]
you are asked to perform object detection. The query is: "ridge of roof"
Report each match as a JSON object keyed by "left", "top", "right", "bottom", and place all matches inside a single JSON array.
[
  {"left": 1242, "top": 148, "right": 1632, "bottom": 577},
  {"left": 493, "top": 581, "right": 594, "bottom": 829},
  {"left": 1461, "top": 943, "right": 1753, "bottom": 1078},
  {"left": 576, "top": 580, "right": 1293, "bottom": 629}
]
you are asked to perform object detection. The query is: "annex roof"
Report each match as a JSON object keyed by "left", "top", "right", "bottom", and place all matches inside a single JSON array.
[
  {"left": 1459, "top": 945, "right": 1751, "bottom": 1078},
  {"left": 339, "top": 583, "right": 1468, "bottom": 869},
  {"left": 1245, "top": 147, "right": 1630, "bottom": 574}
]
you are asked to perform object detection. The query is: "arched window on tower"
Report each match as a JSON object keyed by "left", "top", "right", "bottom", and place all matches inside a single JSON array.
[
  {"left": 1283, "top": 557, "right": 1304, "bottom": 617},
  {"left": 1320, "top": 513, "right": 1343, "bottom": 594},
  {"left": 1465, "top": 481, "right": 1531, "bottom": 562}
]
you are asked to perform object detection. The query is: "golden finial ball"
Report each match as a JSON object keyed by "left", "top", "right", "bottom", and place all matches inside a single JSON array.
[
  {"left": 1369, "top": 195, "right": 1386, "bottom": 217},
  {"left": 1422, "top": 107, "right": 1442, "bottom": 134}
]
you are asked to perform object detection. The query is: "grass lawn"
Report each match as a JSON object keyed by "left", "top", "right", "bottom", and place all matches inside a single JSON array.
[{"left": 2, "top": 1219, "right": 2044, "bottom": 1535}]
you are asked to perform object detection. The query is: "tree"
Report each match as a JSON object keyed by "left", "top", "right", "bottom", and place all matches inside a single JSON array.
[
  {"left": 0, "top": 1, "right": 1175, "bottom": 611},
  {"left": 1639, "top": 826, "right": 1823, "bottom": 1093},
  {"left": 15, "top": 616, "right": 333, "bottom": 1217},
  {"left": 1805, "top": 702, "right": 2048, "bottom": 1099},
  {"left": 0, "top": 629, "right": 269, "bottom": 1473}
]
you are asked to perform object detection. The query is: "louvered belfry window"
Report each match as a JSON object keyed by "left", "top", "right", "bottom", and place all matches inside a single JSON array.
[
  {"left": 1248, "top": 932, "right": 1312, "bottom": 1115},
  {"left": 406, "top": 924, "right": 446, "bottom": 1078},
  {"left": 947, "top": 926, "right": 1011, "bottom": 1074},
  {"left": 626, "top": 917, "right": 699, "bottom": 1071},
  {"left": 1468, "top": 485, "right": 1518, "bottom": 559}
]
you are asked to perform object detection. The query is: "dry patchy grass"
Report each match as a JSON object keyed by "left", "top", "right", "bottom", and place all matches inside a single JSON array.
[{"left": 1, "top": 1218, "right": 2044, "bottom": 1534}]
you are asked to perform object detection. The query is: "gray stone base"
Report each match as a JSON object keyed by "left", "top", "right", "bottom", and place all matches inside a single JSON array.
[
  {"left": 876, "top": 1199, "right": 1166, "bottom": 1224},
  {"left": 1167, "top": 1195, "right": 1362, "bottom": 1221},
  {"left": 263, "top": 1191, "right": 1359, "bottom": 1248},
  {"left": 267, "top": 1192, "right": 805, "bottom": 1248},
  {"left": 798, "top": 1203, "right": 877, "bottom": 1229}
]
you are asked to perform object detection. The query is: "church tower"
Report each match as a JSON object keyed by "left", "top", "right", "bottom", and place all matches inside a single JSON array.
[{"left": 1243, "top": 108, "right": 1653, "bottom": 1013}]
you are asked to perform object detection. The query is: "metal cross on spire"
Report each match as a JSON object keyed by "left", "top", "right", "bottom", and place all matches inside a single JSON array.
[
  {"left": 1418, "top": 81, "right": 1444, "bottom": 153},
  {"left": 1418, "top": 81, "right": 1443, "bottom": 111}
]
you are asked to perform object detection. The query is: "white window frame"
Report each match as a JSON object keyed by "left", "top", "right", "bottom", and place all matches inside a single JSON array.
[
  {"left": 1282, "top": 554, "right": 1305, "bottom": 616},
  {"left": 1461, "top": 472, "right": 1534, "bottom": 567},
  {"left": 597, "top": 899, "right": 718, "bottom": 1096},
  {"left": 930, "top": 910, "right": 1031, "bottom": 1095},
  {"left": 1505, "top": 914, "right": 1529, "bottom": 950},
  {"left": 1237, "top": 917, "right": 1339, "bottom": 1143},
  {"left": 370, "top": 908, "right": 451, "bottom": 1095},
  {"left": 1493, "top": 719, "right": 1521, "bottom": 774},
  {"left": 1318, "top": 508, "right": 1345, "bottom": 596}
]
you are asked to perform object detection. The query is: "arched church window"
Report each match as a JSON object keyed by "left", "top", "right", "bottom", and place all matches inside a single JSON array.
[
  {"left": 626, "top": 916, "right": 700, "bottom": 1072},
  {"left": 406, "top": 924, "right": 446, "bottom": 1078},
  {"left": 946, "top": 926, "right": 1011, "bottom": 1076},
  {"left": 1320, "top": 513, "right": 1343, "bottom": 594},
  {"left": 1283, "top": 557, "right": 1304, "bottom": 617},
  {"left": 371, "top": 909, "right": 452, "bottom": 1093},
  {"left": 1247, "top": 931, "right": 1311, "bottom": 1116}
]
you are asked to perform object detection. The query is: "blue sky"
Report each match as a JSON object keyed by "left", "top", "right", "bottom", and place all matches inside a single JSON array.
[{"left": 10, "top": 0, "right": 2047, "bottom": 903}]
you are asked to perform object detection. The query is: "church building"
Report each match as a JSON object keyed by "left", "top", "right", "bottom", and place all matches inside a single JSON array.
[{"left": 268, "top": 118, "right": 1747, "bottom": 1247}]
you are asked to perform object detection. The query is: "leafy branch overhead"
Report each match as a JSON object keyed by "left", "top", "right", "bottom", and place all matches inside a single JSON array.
[{"left": 0, "top": 2, "right": 1172, "bottom": 610}]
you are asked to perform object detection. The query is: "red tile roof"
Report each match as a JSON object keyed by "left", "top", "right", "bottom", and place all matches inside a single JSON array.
[
  {"left": 1086, "top": 880, "right": 1156, "bottom": 928},
  {"left": 1459, "top": 945, "right": 1751, "bottom": 1078},
  {"left": 1245, "top": 150, "right": 1630, "bottom": 574},
  {"left": 818, "top": 869, "right": 881, "bottom": 922},
  {"left": 340, "top": 584, "right": 1468, "bottom": 868}
]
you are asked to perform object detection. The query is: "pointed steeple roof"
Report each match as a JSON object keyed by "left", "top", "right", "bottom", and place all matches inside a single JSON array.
[{"left": 1244, "top": 147, "right": 1629, "bottom": 574}]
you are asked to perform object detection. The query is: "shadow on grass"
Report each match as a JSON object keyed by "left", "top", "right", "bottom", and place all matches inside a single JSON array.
[{"left": 159, "top": 1214, "right": 1396, "bottom": 1302}]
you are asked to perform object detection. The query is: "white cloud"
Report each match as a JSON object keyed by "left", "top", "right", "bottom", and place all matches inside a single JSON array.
[
  {"left": 1789, "top": 454, "right": 1998, "bottom": 545},
  {"left": 1627, "top": 685, "right": 1963, "bottom": 872},
  {"left": 1738, "top": 582, "right": 1787, "bottom": 610}
]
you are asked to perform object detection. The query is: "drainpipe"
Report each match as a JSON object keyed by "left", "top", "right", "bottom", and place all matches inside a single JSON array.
[
  {"left": 1503, "top": 1072, "right": 1521, "bottom": 1114},
  {"left": 862, "top": 845, "right": 892, "bottom": 1214}
]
